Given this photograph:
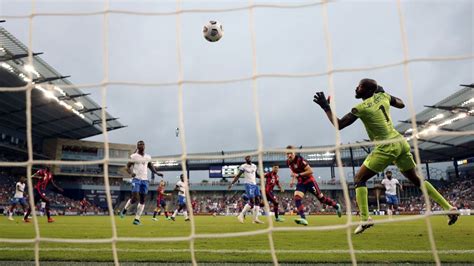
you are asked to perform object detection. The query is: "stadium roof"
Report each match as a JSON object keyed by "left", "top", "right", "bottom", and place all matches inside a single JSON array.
[
  {"left": 396, "top": 85, "right": 474, "bottom": 162},
  {"left": 0, "top": 25, "right": 125, "bottom": 140}
]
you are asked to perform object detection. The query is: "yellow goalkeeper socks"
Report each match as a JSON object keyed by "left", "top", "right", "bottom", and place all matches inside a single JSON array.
[
  {"left": 424, "top": 181, "right": 452, "bottom": 210},
  {"left": 356, "top": 186, "right": 369, "bottom": 221}
]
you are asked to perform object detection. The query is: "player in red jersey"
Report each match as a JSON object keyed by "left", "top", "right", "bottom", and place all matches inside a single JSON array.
[
  {"left": 152, "top": 180, "right": 170, "bottom": 221},
  {"left": 286, "top": 145, "right": 342, "bottom": 225},
  {"left": 23, "top": 166, "right": 63, "bottom": 223},
  {"left": 263, "top": 165, "right": 285, "bottom": 222},
  {"left": 80, "top": 197, "right": 90, "bottom": 216}
]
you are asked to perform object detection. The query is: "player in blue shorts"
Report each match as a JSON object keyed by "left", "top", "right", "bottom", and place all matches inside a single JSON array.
[
  {"left": 171, "top": 174, "right": 190, "bottom": 221},
  {"left": 120, "top": 141, "right": 163, "bottom": 225},
  {"left": 381, "top": 170, "right": 403, "bottom": 216},
  {"left": 228, "top": 156, "right": 264, "bottom": 224},
  {"left": 8, "top": 176, "right": 28, "bottom": 221}
]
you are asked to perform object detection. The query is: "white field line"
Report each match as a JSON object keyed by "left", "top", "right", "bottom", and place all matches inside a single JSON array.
[{"left": 0, "top": 247, "right": 473, "bottom": 254}]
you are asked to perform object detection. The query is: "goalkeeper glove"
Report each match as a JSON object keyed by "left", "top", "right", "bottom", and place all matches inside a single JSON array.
[{"left": 313, "top": 92, "right": 331, "bottom": 112}]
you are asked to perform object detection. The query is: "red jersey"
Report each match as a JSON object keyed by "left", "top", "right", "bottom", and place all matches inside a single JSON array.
[
  {"left": 264, "top": 172, "right": 280, "bottom": 192},
  {"left": 80, "top": 199, "right": 89, "bottom": 207},
  {"left": 157, "top": 186, "right": 165, "bottom": 202},
  {"left": 34, "top": 169, "right": 53, "bottom": 191},
  {"left": 287, "top": 155, "right": 314, "bottom": 183}
]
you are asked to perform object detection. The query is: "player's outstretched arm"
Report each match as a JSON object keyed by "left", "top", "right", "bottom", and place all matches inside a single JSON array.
[
  {"left": 31, "top": 170, "right": 42, "bottom": 179},
  {"left": 126, "top": 162, "right": 135, "bottom": 177},
  {"left": 148, "top": 162, "right": 164, "bottom": 178},
  {"left": 375, "top": 86, "right": 405, "bottom": 109},
  {"left": 389, "top": 95, "right": 405, "bottom": 109},
  {"left": 313, "top": 92, "right": 358, "bottom": 130},
  {"left": 398, "top": 183, "right": 404, "bottom": 192},
  {"left": 51, "top": 179, "right": 64, "bottom": 193},
  {"left": 277, "top": 181, "right": 284, "bottom": 193},
  {"left": 228, "top": 171, "right": 243, "bottom": 190}
]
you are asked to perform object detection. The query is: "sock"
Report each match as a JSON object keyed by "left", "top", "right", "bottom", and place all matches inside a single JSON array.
[
  {"left": 240, "top": 204, "right": 251, "bottom": 217},
  {"left": 172, "top": 209, "right": 178, "bottom": 218},
  {"left": 318, "top": 195, "right": 337, "bottom": 207},
  {"left": 356, "top": 186, "right": 369, "bottom": 221},
  {"left": 24, "top": 209, "right": 31, "bottom": 220},
  {"left": 46, "top": 208, "right": 51, "bottom": 219},
  {"left": 424, "top": 181, "right": 453, "bottom": 210},
  {"left": 273, "top": 203, "right": 279, "bottom": 219},
  {"left": 252, "top": 206, "right": 260, "bottom": 221},
  {"left": 387, "top": 209, "right": 392, "bottom": 216},
  {"left": 295, "top": 197, "right": 305, "bottom": 219},
  {"left": 183, "top": 211, "right": 188, "bottom": 219},
  {"left": 164, "top": 211, "right": 168, "bottom": 218},
  {"left": 135, "top": 203, "right": 145, "bottom": 220},
  {"left": 153, "top": 211, "right": 157, "bottom": 218},
  {"left": 123, "top": 199, "right": 132, "bottom": 214}
]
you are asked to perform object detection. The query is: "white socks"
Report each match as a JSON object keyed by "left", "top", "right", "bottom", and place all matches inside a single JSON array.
[
  {"left": 183, "top": 211, "right": 188, "bottom": 219},
  {"left": 135, "top": 203, "right": 145, "bottom": 220},
  {"left": 252, "top": 206, "right": 260, "bottom": 221},
  {"left": 124, "top": 199, "right": 132, "bottom": 211},
  {"left": 240, "top": 204, "right": 251, "bottom": 217},
  {"left": 172, "top": 209, "right": 178, "bottom": 218}
]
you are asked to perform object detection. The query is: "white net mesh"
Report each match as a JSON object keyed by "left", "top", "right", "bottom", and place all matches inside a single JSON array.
[{"left": 0, "top": 0, "right": 473, "bottom": 265}]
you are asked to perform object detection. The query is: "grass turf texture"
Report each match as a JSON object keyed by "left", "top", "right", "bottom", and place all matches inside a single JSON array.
[{"left": 0, "top": 215, "right": 472, "bottom": 264}]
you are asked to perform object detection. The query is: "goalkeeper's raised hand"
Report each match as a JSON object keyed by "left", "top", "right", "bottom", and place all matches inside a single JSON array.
[{"left": 313, "top": 91, "right": 331, "bottom": 112}]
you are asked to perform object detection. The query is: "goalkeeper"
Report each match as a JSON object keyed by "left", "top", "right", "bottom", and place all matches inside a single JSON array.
[{"left": 313, "top": 78, "right": 458, "bottom": 234}]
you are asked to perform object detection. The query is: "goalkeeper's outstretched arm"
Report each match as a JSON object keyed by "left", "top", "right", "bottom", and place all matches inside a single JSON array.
[
  {"left": 390, "top": 95, "right": 405, "bottom": 109},
  {"left": 313, "top": 91, "right": 358, "bottom": 130},
  {"left": 375, "top": 86, "right": 405, "bottom": 109}
]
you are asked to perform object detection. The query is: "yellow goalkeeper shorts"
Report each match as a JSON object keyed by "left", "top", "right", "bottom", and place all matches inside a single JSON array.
[{"left": 363, "top": 138, "right": 416, "bottom": 173}]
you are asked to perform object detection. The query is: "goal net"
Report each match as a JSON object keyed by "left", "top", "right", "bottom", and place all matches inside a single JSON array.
[{"left": 0, "top": 0, "right": 473, "bottom": 265}]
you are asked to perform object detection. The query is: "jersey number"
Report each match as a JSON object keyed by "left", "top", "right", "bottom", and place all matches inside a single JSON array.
[{"left": 378, "top": 105, "right": 390, "bottom": 122}]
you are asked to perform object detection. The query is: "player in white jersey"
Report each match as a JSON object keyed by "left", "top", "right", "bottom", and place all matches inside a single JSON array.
[
  {"left": 381, "top": 170, "right": 403, "bottom": 216},
  {"left": 171, "top": 174, "right": 190, "bottom": 221},
  {"left": 8, "top": 176, "right": 28, "bottom": 221},
  {"left": 120, "top": 140, "right": 163, "bottom": 225},
  {"left": 228, "top": 155, "right": 263, "bottom": 224}
]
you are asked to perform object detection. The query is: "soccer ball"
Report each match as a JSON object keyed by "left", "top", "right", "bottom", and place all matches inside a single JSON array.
[{"left": 203, "top": 21, "right": 223, "bottom": 42}]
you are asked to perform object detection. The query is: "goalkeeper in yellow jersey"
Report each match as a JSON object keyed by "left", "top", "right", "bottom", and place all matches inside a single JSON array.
[{"left": 313, "top": 78, "right": 458, "bottom": 234}]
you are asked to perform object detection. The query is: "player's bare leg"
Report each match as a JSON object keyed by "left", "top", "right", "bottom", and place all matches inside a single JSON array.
[
  {"left": 401, "top": 168, "right": 459, "bottom": 225},
  {"left": 152, "top": 207, "right": 160, "bottom": 221}
]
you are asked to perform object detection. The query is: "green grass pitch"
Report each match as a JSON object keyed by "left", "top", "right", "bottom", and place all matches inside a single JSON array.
[{"left": 0, "top": 215, "right": 473, "bottom": 264}]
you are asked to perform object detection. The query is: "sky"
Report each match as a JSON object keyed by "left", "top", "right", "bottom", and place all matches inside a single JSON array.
[{"left": 1, "top": 0, "right": 472, "bottom": 181}]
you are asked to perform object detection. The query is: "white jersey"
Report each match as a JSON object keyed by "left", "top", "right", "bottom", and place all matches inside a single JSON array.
[
  {"left": 381, "top": 178, "right": 400, "bottom": 195},
  {"left": 239, "top": 163, "right": 257, "bottom": 185},
  {"left": 130, "top": 152, "right": 152, "bottom": 181},
  {"left": 176, "top": 180, "right": 186, "bottom": 196},
  {"left": 14, "top": 182, "right": 25, "bottom": 198}
]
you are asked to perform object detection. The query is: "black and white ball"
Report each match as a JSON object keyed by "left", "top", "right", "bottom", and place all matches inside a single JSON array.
[{"left": 203, "top": 21, "right": 223, "bottom": 42}]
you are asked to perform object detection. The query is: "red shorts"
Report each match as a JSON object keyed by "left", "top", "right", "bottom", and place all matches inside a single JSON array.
[{"left": 296, "top": 178, "right": 321, "bottom": 196}]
